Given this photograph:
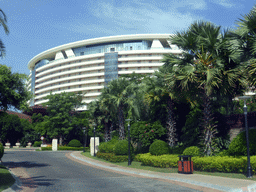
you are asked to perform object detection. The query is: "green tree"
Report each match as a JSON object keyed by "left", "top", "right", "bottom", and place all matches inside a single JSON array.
[
  {"left": 0, "top": 112, "right": 24, "bottom": 146},
  {"left": 143, "top": 73, "right": 180, "bottom": 148},
  {"left": 164, "top": 21, "right": 247, "bottom": 156},
  {"left": 0, "top": 65, "right": 32, "bottom": 111},
  {"left": 99, "top": 78, "right": 140, "bottom": 140},
  {"left": 42, "top": 91, "right": 84, "bottom": 145}
]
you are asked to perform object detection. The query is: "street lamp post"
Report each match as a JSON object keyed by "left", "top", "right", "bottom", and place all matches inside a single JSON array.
[
  {"left": 92, "top": 123, "right": 96, "bottom": 156},
  {"left": 82, "top": 127, "right": 86, "bottom": 153},
  {"left": 238, "top": 95, "right": 253, "bottom": 178},
  {"left": 125, "top": 119, "right": 132, "bottom": 166}
]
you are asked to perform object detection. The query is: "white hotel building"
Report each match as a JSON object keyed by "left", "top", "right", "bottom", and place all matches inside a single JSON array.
[{"left": 27, "top": 34, "right": 182, "bottom": 110}]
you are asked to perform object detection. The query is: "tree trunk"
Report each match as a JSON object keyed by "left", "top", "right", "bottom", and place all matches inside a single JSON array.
[
  {"left": 200, "top": 91, "right": 218, "bottom": 156},
  {"left": 109, "top": 123, "right": 113, "bottom": 140},
  {"left": 104, "top": 122, "right": 110, "bottom": 142},
  {"left": 118, "top": 104, "right": 125, "bottom": 140},
  {"left": 166, "top": 96, "right": 177, "bottom": 147}
]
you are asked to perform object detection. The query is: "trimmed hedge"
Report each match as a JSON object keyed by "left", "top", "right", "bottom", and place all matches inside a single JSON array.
[
  {"left": 0, "top": 143, "right": 4, "bottom": 160},
  {"left": 96, "top": 152, "right": 135, "bottom": 162},
  {"left": 99, "top": 139, "right": 118, "bottom": 153},
  {"left": 149, "top": 140, "right": 170, "bottom": 156},
  {"left": 33, "top": 141, "right": 42, "bottom": 147},
  {"left": 113, "top": 140, "right": 134, "bottom": 155},
  {"left": 136, "top": 153, "right": 256, "bottom": 174},
  {"left": 68, "top": 139, "right": 82, "bottom": 147},
  {"left": 182, "top": 146, "right": 200, "bottom": 157},
  {"left": 228, "top": 129, "right": 256, "bottom": 156},
  {"left": 41, "top": 146, "right": 89, "bottom": 151}
]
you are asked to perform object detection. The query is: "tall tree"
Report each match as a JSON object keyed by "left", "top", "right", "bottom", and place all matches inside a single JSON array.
[
  {"left": 164, "top": 21, "right": 247, "bottom": 156},
  {"left": 143, "top": 74, "right": 178, "bottom": 147},
  {"left": 42, "top": 91, "right": 84, "bottom": 145},
  {"left": 100, "top": 77, "right": 140, "bottom": 140}
]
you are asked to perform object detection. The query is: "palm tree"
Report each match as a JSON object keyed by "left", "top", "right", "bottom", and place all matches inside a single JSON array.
[
  {"left": 0, "top": 9, "right": 9, "bottom": 58},
  {"left": 164, "top": 21, "right": 247, "bottom": 156},
  {"left": 228, "top": 5, "right": 256, "bottom": 91},
  {"left": 143, "top": 74, "right": 179, "bottom": 147},
  {"left": 100, "top": 77, "right": 140, "bottom": 140}
]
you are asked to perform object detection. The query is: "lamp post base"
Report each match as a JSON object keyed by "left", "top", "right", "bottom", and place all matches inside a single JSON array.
[{"left": 247, "top": 166, "right": 253, "bottom": 178}]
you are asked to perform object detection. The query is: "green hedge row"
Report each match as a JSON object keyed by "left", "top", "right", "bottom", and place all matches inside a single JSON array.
[
  {"left": 136, "top": 153, "right": 256, "bottom": 174},
  {"left": 96, "top": 152, "right": 135, "bottom": 163},
  {"left": 41, "top": 147, "right": 89, "bottom": 151}
]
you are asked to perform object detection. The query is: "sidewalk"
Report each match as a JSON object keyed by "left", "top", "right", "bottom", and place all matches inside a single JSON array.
[{"left": 67, "top": 151, "right": 256, "bottom": 192}]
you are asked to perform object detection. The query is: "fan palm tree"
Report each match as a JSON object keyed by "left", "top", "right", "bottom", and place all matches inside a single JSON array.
[
  {"left": 100, "top": 77, "right": 140, "bottom": 140},
  {"left": 0, "top": 9, "right": 9, "bottom": 58},
  {"left": 228, "top": 5, "right": 256, "bottom": 90},
  {"left": 143, "top": 74, "right": 179, "bottom": 147},
  {"left": 164, "top": 21, "right": 247, "bottom": 156}
]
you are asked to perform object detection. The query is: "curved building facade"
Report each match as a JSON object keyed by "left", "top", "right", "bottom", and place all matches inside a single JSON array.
[{"left": 27, "top": 34, "right": 182, "bottom": 110}]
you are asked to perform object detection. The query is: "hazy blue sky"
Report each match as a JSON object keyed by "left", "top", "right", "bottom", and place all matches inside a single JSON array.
[{"left": 0, "top": 0, "right": 255, "bottom": 76}]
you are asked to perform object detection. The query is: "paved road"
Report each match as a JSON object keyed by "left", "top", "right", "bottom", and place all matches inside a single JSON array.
[{"left": 2, "top": 150, "right": 202, "bottom": 192}]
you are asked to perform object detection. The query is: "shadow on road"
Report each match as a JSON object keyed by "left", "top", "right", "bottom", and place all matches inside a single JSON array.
[{"left": 2, "top": 161, "right": 49, "bottom": 169}]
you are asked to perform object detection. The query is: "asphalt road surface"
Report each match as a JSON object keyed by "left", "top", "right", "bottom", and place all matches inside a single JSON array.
[{"left": 2, "top": 151, "right": 202, "bottom": 192}]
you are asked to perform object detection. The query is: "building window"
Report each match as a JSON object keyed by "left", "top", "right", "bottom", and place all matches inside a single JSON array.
[
  {"left": 110, "top": 48, "right": 115, "bottom": 52},
  {"left": 79, "top": 85, "right": 81, "bottom": 88},
  {"left": 137, "top": 61, "right": 141, "bottom": 63},
  {"left": 130, "top": 46, "right": 132, "bottom": 50},
  {"left": 81, "top": 52, "right": 84, "bottom": 55},
  {"left": 149, "top": 60, "right": 152, "bottom": 63}
]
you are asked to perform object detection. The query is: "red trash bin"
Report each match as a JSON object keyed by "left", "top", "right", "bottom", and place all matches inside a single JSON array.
[{"left": 178, "top": 155, "right": 193, "bottom": 174}]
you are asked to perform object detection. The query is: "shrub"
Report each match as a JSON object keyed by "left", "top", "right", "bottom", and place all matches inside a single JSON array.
[
  {"left": 217, "top": 149, "right": 230, "bottom": 157},
  {"left": 99, "top": 139, "right": 119, "bottom": 153},
  {"left": 228, "top": 129, "right": 256, "bottom": 156},
  {"left": 33, "top": 141, "right": 42, "bottom": 147},
  {"left": 68, "top": 139, "right": 82, "bottom": 147},
  {"left": 113, "top": 140, "right": 134, "bottom": 155},
  {"left": 0, "top": 143, "right": 4, "bottom": 160},
  {"left": 130, "top": 121, "right": 166, "bottom": 150},
  {"left": 182, "top": 146, "right": 200, "bottom": 157},
  {"left": 149, "top": 140, "right": 170, "bottom": 156}
]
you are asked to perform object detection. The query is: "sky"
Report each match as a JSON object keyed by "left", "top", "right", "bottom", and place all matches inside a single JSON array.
[{"left": 0, "top": 0, "right": 255, "bottom": 76}]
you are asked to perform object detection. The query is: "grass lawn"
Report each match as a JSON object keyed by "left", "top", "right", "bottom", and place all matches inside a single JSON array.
[
  {"left": 80, "top": 152, "right": 256, "bottom": 181},
  {"left": 0, "top": 164, "right": 15, "bottom": 192}
]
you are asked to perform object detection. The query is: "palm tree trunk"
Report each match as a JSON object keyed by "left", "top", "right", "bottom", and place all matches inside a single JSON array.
[
  {"left": 104, "top": 121, "right": 110, "bottom": 142},
  {"left": 166, "top": 96, "right": 177, "bottom": 147},
  {"left": 118, "top": 104, "right": 125, "bottom": 140},
  {"left": 200, "top": 91, "right": 218, "bottom": 156},
  {"left": 109, "top": 122, "right": 113, "bottom": 140}
]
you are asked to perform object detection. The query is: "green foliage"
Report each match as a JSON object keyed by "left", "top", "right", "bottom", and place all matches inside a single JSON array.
[
  {"left": 136, "top": 153, "right": 179, "bottom": 168},
  {"left": 131, "top": 121, "right": 166, "bottom": 152},
  {"left": 41, "top": 146, "right": 88, "bottom": 151},
  {"left": 0, "top": 112, "right": 25, "bottom": 146},
  {"left": 228, "top": 129, "right": 256, "bottom": 156},
  {"left": 0, "top": 64, "right": 32, "bottom": 111},
  {"left": 149, "top": 140, "right": 170, "bottom": 156},
  {"left": 216, "top": 149, "right": 231, "bottom": 157},
  {"left": 182, "top": 146, "right": 200, "bottom": 157},
  {"left": 113, "top": 140, "right": 134, "bottom": 155},
  {"left": 0, "top": 143, "right": 4, "bottom": 160},
  {"left": 41, "top": 91, "right": 84, "bottom": 141},
  {"left": 33, "top": 141, "right": 42, "bottom": 147},
  {"left": 68, "top": 139, "right": 82, "bottom": 147},
  {"left": 96, "top": 152, "right": 135, "bottom": 162},
  {"left": 99, "top": 139, "right": 118, "bottom": 153},
  {"left": 180, "top": 106, "right": 202, "bottom": 147}
]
